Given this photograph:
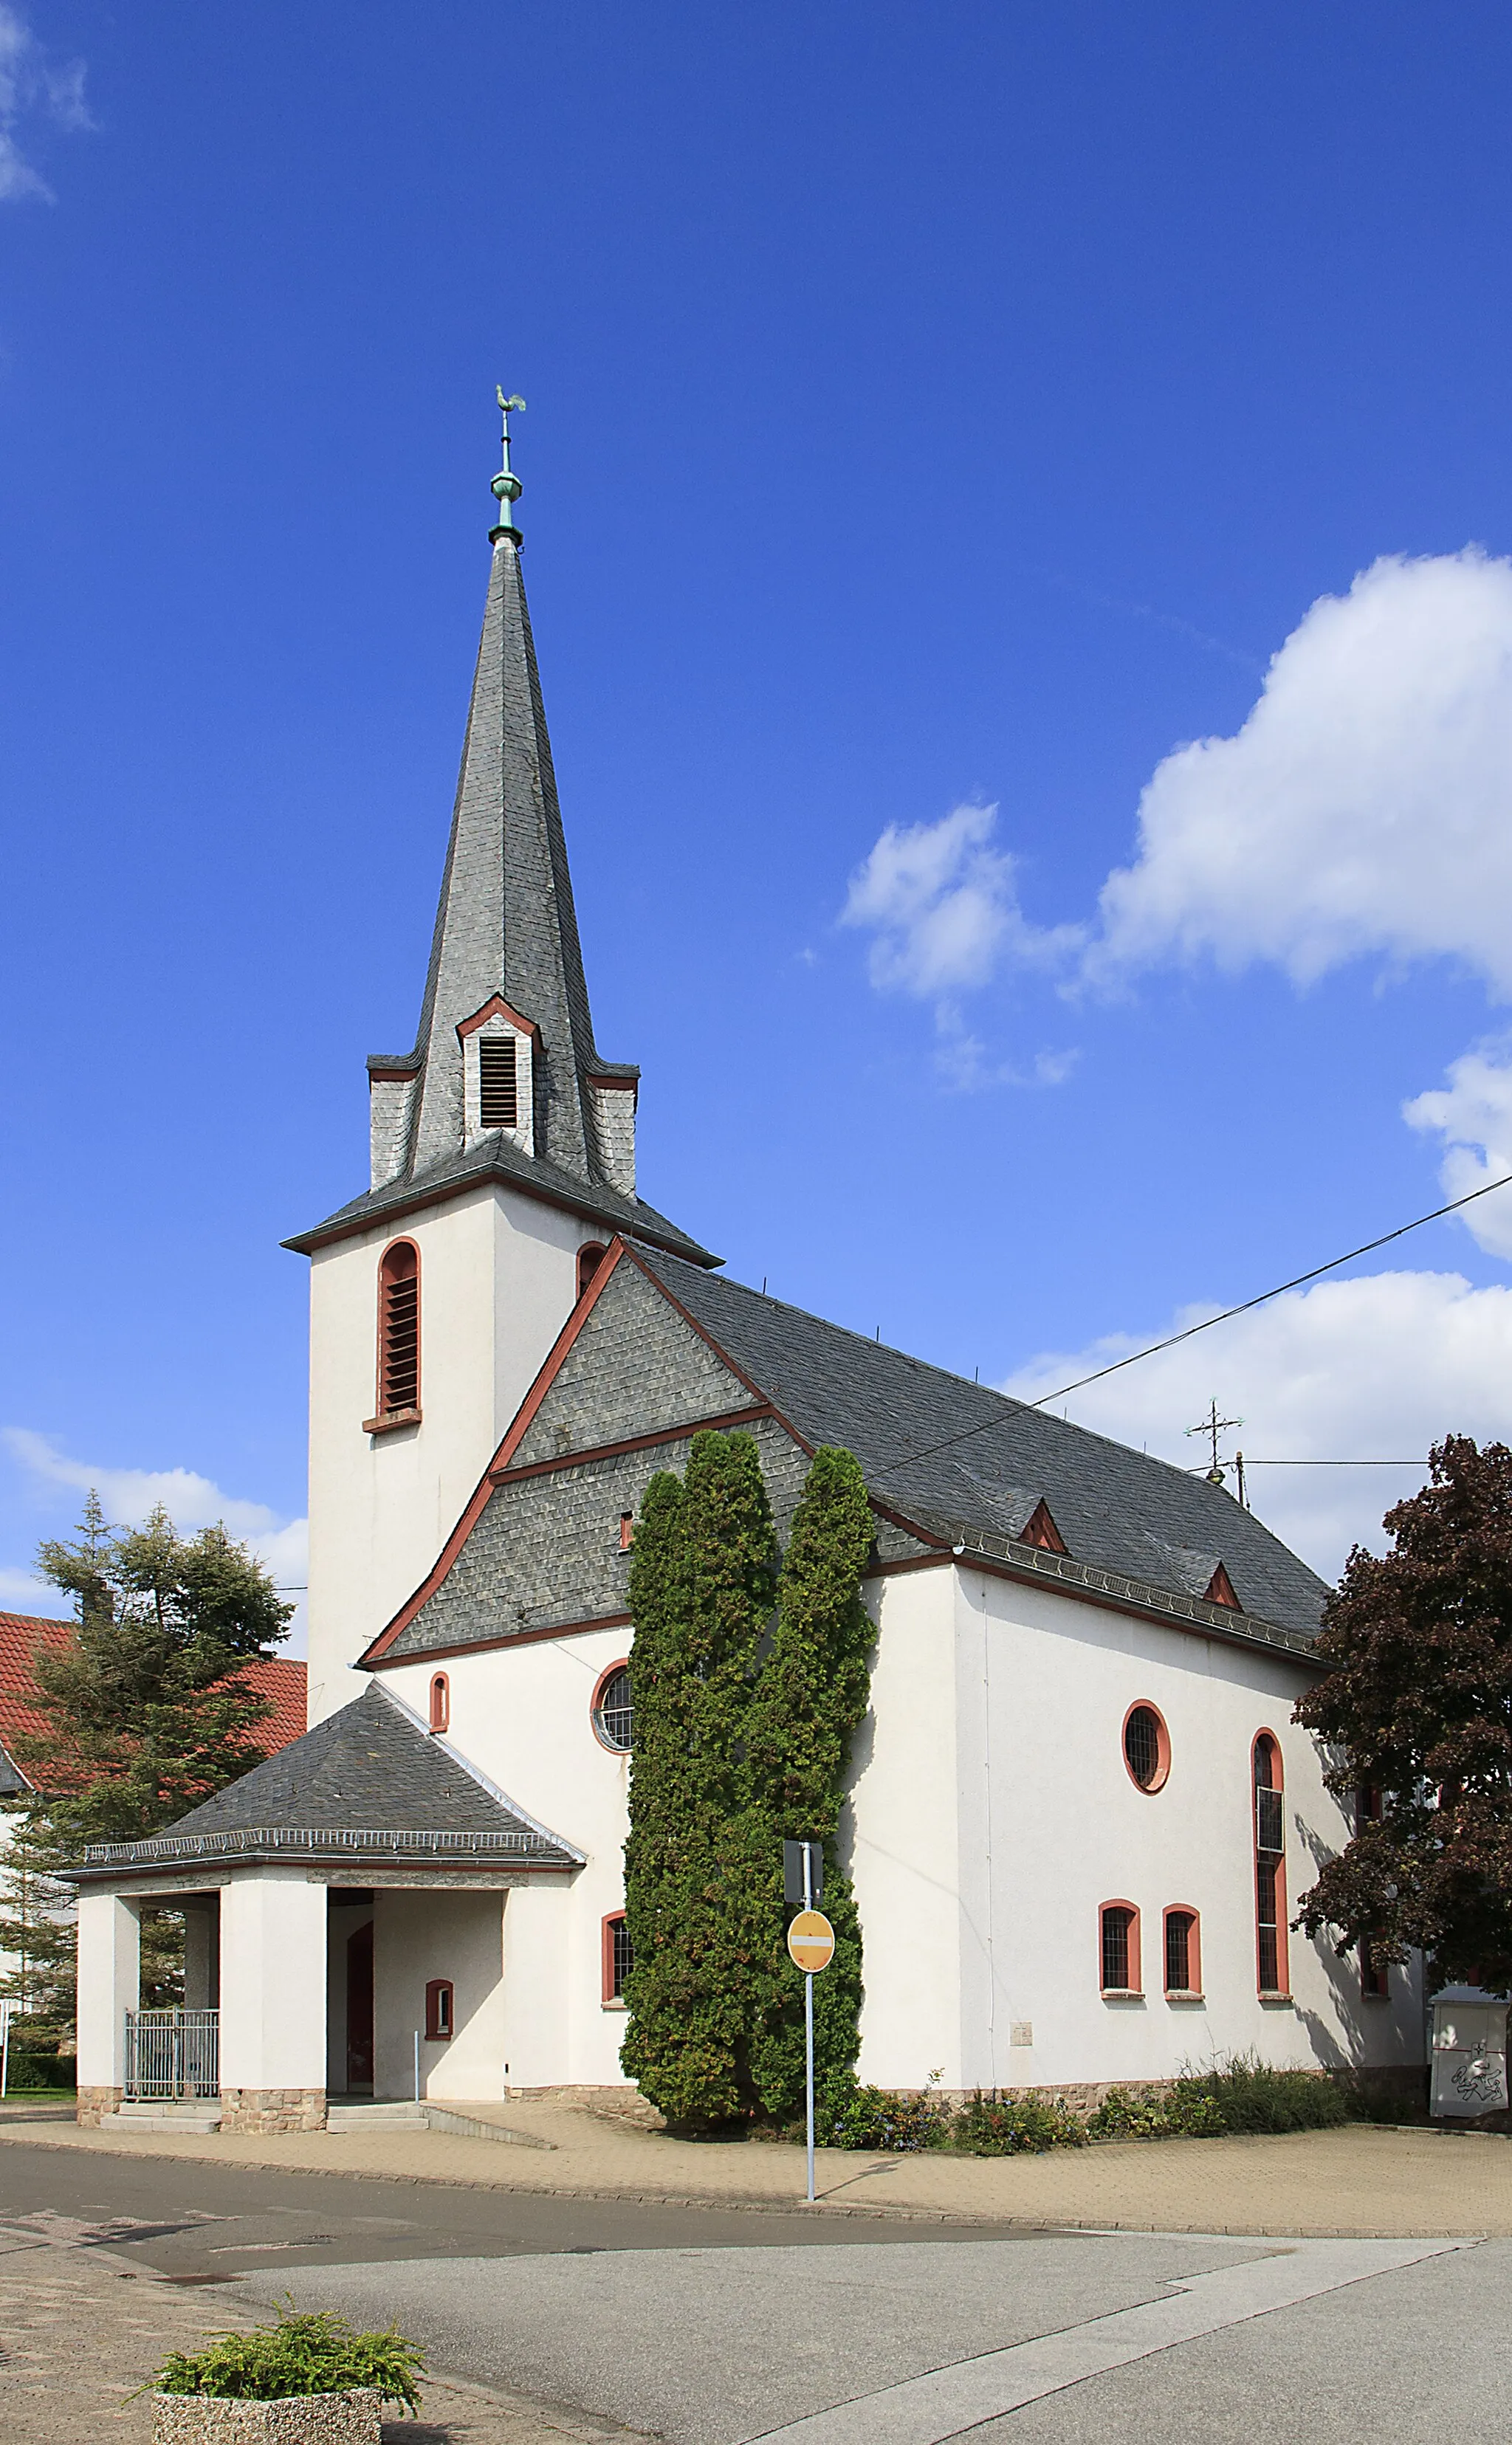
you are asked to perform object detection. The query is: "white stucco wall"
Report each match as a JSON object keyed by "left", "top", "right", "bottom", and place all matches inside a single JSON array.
[
  {"left": 219, "top": 1874, "right": 328, "bottom": 2094},
  {"left": 371, "top": 1888, "right": 509, "bottom": 2101},
  {"left": 360, "top": 1561, "right": 1425, "bottom": 2102},
  {"left": 952, "top": 1563, "right": 1422, "bottom": 2091},
  {"left": 381, "top": 1627, "right": 633, "bottom": 2090},
  {"left": 304, "top": 1184, "right": 606, "bottom": 1724},
  {"left": 75, "top": 1889, "right": 138, "bottom": 2091}
]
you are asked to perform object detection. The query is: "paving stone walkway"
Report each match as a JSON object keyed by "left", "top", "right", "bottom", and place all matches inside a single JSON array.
[
  {"left": 2, "top": 2097, "right": 1508, "bottom": 2240},
  {"left": 0, "top": 2214, "right": 640, "bottom": 2445}
]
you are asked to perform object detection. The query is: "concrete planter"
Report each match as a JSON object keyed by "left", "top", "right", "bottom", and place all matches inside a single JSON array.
[{"left": 151, "top": 2388, "right": 382, "bottom": 2444}]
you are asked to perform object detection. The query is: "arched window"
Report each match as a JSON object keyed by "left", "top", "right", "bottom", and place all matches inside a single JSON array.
[
  {"left": 1253, "top": 1733, "right": 1288, "bottom": 1995},
  {"left": 375, "top": 1240, "right": 420, "bottom": 1422},
  {"left": 602, "top": 1911, "right": 633, "bottom": 2004},
  {"left": 428, "top": 1672, "right": 449, "bottom": 1734},
  {"left": 1099, "top": 1902, "right": 1141, "bottom": 1995},
  {"left": 1164, "top": 1906, "right": 1202, "bottom": 1997},
  {"left": 1122, "top": 1702, "right": 1170, "bottom": 1793},
  {"left": 424, "top": 1978, "right": 454, "bottom": 2041},
  {"left": 591, "top": 1662, "right": 633, "bottom": 1752},
  {"left": 577, "top": 1242, "right": 608, "bottom": 1301}
]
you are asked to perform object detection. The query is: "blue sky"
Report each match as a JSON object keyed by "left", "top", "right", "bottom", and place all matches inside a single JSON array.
[{"left": 7, "top": 1, "right": 1512, "bottom": 1633}]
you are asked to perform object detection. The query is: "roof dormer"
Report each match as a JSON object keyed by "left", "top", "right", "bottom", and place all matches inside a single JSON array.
[{"left": 458, "top": 996, "right": 540, "bottom": 1158}]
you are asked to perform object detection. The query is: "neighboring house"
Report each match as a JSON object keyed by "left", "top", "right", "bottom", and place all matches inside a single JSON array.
[
  {"left": 69, "top": 425, "right": 1425, "bottom": 2133},
  {"left": 1, "top": 1609, "right": 306, "bottom": 1990}
]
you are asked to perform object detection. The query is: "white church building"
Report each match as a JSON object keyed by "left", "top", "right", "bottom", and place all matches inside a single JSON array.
[{"left": 72, "top": 419, "right": 1425, "bottom": 2130}]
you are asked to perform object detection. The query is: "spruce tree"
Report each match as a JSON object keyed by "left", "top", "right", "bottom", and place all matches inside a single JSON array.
[
  {"left": 0, "top": 1496, "right": 293, "bottom": 2046},
  {"left": 619, "top": 1431, "right": 777, "bottom": 2125},
  {"left": 743, "top": 1446, "right": 876, "bottom": 2119}
]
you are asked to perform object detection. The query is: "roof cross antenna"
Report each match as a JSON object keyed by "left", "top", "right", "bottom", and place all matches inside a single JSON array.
[
  {"left": 1187, "top": 1397, "right": 1243, "bottom": 1488},
  {"left": 490, "top": 386, "right": 526, "bottom": 545}
]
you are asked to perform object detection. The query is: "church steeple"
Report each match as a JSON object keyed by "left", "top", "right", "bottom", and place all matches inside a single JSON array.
[
  {"left": 288, "top": 406, "right": 712, "bottom": 1272},
  {"left": 391, "top": 423, "right": 620, "bottom": 1185}
]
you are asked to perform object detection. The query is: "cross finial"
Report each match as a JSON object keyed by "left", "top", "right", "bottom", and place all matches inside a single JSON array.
[
  {"left": 1186, "top": 1397, "right": 1243, "bottom": 1487},
  {"left": 489, "top": 387, "right": 527, "bottom": 544}
]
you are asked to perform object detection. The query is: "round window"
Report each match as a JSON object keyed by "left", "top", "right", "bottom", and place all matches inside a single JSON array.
[
  {"left": 593, "top": 1665, "right": 633, "bottom": 1752},
  {"left": 1123, "top": 1703, "right": 1169, "bottom": 1792}
]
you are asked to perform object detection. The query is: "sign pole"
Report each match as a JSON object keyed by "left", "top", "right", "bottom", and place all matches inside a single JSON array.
[
  {"left": 785, "top": 1842, "right": 834, "bottom": 2212},
  {"left": 803, "top": 1844, "right": 815, "bottom": 2206}
]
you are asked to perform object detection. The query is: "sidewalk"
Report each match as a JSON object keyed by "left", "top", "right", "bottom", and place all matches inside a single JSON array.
[
  {"left": 0, "top": 2212, "right": 641, "bottom": 2445},
  {"left": 1, "top": 2097, "right": 1508, "bottom": 2238}
]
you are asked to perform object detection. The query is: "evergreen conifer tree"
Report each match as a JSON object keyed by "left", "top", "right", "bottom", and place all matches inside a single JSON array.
[
  {"left": 619, "top": 1431, "right": 776, "bottom": 2124},
  {"left": 743, "top": 1447, "right": 876, "bottom": 2118},
  {"left": 0, "top": 1496, "right": 293, "bottom": 2046}
]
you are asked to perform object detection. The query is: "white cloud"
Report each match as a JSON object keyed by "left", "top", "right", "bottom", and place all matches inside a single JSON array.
[
  {"left": 1, "top": 1429, "right": 307, "bottom": 1649},
  {"left": 1089, "top": 550, "right": 1512, "bottom": 991},
  {"left": 0, "top": 5, "right": 91, "bottom": 202},
  {"left": 841, "top": 802, "right": 1080, "bottom": 1000},
  {"left": 1002, "top": 1268, "right": 1512, "bottom": 1584},
  {"left": 1404, "top": 1045, "right": 1512, "bottom": 1260}
]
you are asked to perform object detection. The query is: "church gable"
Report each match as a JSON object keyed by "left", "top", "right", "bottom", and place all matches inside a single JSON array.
[
  {"left": 506, "top": 1248, "right": 757, "bottom": 1468},
  {"left": 364, "top": 1244, "right": 932, "bottom": 1665}
]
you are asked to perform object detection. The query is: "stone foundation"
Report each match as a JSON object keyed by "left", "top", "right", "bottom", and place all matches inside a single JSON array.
[
  {"left": 506, "top": 2083, "right": 666, "bottom": 2130},
  {"left": 75, "top": 2085, "right": 122, "bottom": 2128},
  {"left": 219, "top": 2087, "right": 326, "bottom": 2134}
]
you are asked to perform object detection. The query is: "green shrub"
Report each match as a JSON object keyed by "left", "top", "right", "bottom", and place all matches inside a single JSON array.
[
  {"left": 4, "top": 2049, "right": 76, "bottom": 2093},
  {"left": 1087, "top": 2085, "right": 1226, "bottom": 2140},
  {"left": 953, "top": 2091, "right": 1087, "bottom": 2154},
  {"left": 147, "top": 2304, "right": 425, "bottom": 2407},
  {"left": 1177, "top": 2053, "right": 1348, "bottom": 2134},
  {"left": 815, "top": 2075, "right": 949, "bottom": 2151}
]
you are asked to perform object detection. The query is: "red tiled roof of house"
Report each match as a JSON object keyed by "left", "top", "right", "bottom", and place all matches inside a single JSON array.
[{"left": 0, "top": 1612, "right": 306, "bottom": 1786}]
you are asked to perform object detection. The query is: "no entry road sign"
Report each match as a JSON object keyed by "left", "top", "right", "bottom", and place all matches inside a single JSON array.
[{"left": 787, "top": 1910, "right": 835, "bottom": 1974}]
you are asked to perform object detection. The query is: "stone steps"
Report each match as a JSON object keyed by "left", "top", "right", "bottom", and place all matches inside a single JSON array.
[
  {"left": 103, "top": 2102, "right": 223, "bottom": 2134},
  {"left": 326, "top": 2100, "right": 428, "bottom": 2131}
]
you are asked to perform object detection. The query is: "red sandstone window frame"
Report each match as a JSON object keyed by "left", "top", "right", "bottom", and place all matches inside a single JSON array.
[
  {"left": 366, "top": 1238, "right": 422, "bottom": 1433},
  {"left": 428, "top": 1672, "right": 450, "bottom": 1734},
  {"left": 1252, "top": 1730, "right": 1290, "bottom": 1997},
  {"left": 1121, "top": 1701, "right": 1171, "bottom": 1794},
  {"left": 1163, "top": 1905, "right": 1202, "bottom": 1998},
  {"left": 591, "top": 1659, "right": 633, "bottom": 1753},
  {"left": 1099, "top": 1900, "right": 1142, "bottom": 1996},
  {"left": 602, "top": 1911, "right": 633, "bottom": 2005},
  {"left": 424, "top": 1977, "right": 454, "bottom": 2041},
  {"left": 577, "top": 1242, "right": 608, "bottom": 1302}
]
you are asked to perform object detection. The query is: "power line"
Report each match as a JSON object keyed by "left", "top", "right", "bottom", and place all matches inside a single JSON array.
[{"left": 870, "top": 1168, "right": 1512, "bottom": 1482}]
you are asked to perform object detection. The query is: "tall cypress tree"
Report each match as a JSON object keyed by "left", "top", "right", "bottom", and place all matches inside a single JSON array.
[
  {"left": 743, "top": 1446, "right": 877, "bottom": 2119},
  {"left": 619, "top": 1432, "right": 777, "bottom": 2125}
]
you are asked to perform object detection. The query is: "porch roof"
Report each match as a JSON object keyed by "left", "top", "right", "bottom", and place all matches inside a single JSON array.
[{"left": 67, "top": 1684, "right": 584, "bottom": 1882}]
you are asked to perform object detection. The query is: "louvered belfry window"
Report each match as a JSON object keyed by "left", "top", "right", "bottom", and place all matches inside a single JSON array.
[
  {"left": 479, "top": 1035, "right": 518, "bottom": 1130},
  {"left": 378, "top": 1242, "right": 420, "bottom": 1417}
]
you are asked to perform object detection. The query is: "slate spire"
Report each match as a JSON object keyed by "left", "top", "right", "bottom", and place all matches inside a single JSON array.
[{"left": 366, "top": 405, "right": 640, "bottom": 1194}]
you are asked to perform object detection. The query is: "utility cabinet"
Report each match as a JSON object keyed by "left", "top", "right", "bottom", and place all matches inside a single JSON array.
[{"left": 1429, "top": 1987, "right": 1508, "bottom": 2118}]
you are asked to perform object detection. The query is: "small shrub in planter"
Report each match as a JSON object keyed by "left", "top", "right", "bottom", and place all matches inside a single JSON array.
[{"left": 145, "top": 2303, "right": 425, "bottom": 2444}]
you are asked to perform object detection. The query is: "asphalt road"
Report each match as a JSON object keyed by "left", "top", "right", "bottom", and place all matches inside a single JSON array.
[
  {"left": 4, "top": 2145, "right": 1508, "bottom": 2443},
  {"left": 0, "top": 2140, "right": 1029, "bottom": 2277}
]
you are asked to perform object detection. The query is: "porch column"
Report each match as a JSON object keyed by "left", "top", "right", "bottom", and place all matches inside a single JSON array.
[
  {"left": 219, "top": 1872, "right": 328, "bottom": 2132},
  {"left": 75, "top": 1888, "right": 138, "bottom": 2125}
]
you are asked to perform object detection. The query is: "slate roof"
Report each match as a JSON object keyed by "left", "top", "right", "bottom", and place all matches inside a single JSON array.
[
  {"left": 285, "top": 1129, "right": 715, "bottom": 1264},
  {"left": 69, "top": 1683, "right": 582, "bottom": 1878},
  {"left": 286, "top": 528, "right": 711, "bottom": 1263},
  {"left": 638, "top": 1249, "right": 1330, "bottom": 1643}
]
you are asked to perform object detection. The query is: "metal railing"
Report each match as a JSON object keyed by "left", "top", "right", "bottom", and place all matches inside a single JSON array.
[{"left": 124, "top": 2007, "right": 219, "bottom": 2101}]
